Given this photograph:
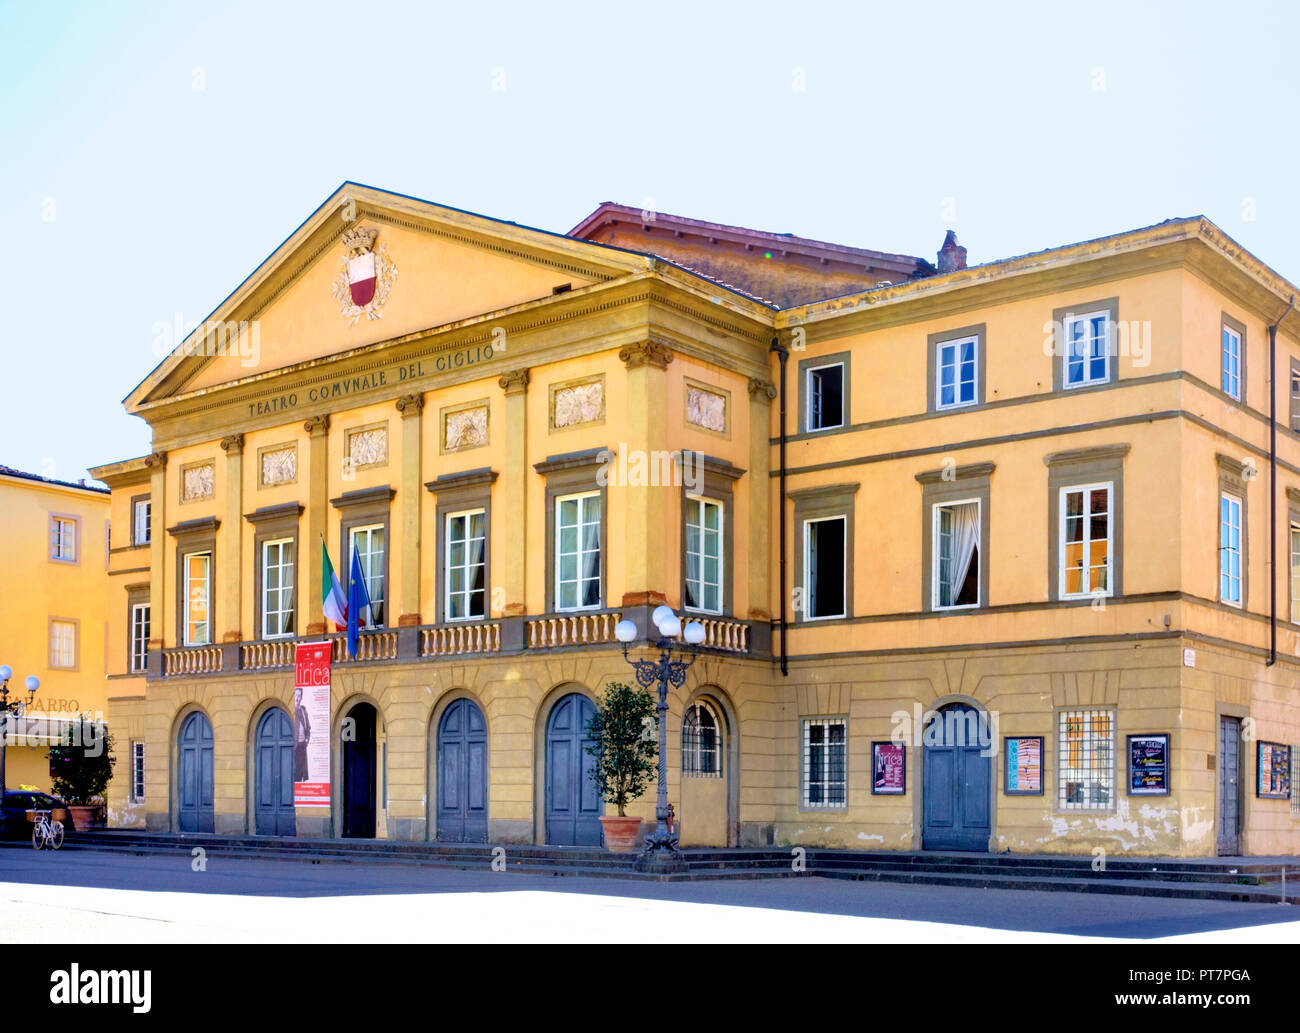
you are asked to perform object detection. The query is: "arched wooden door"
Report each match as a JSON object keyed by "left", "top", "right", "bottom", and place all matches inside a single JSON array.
[
  {"left": 922, "top": 703, "right": 992, "bottom": 851},
  {"left": 679, "top": 699, "right": 728, "bottom": 846},
  {"left": 342, "top": 702, "right": 377, "bottom": 838},
  {"left": 177, "top": 712, "right": 214, "bottom": 833},
  {"left": 254, "top": 707, "right": 297, "bottom": 836},
  {"left": 436, "top": 698, "right": 488, "bottom": 842},
  {"left": 544, "top": 693, "right": 602, "bottom": 846}
]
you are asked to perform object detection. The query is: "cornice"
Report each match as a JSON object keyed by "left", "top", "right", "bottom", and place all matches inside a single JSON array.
[
  {"left": 330, "top": 485, "right": 396, "bottom": 509},
  {"left": 1044, "top": 443, "right": 1131, "bottom": 467},
  {"left": 915, "top": 461, "right": 996, "bottom": 485},
  {"left": 167, "top": 516, "right": 220, "bottom": 538},
  {"left": 244, "top": 502, "right": 305, "bottom": 524},
  {"left": 533, "top": 447, "right": 613, "bottom": 476},
  {"left": 424, "top": 468, "right": 499, "bottom": 494}
]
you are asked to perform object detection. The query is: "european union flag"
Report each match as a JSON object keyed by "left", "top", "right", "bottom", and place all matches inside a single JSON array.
[{"left": 347, "top": 547, "right": 374, "bottom": 659}]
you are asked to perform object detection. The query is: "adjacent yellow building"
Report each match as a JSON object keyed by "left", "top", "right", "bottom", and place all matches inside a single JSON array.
[
  {"left": 0, "top": 467, "right": 111, "bottom": 794},
  {"left": 93, "top": 184, "right": 1300, "bottom": 856}
]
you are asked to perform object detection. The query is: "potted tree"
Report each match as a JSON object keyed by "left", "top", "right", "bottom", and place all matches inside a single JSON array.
[
  {"left": 48, "top": 715, "right": 115, "bottom": 832},
  {"left": 585, "top": 681, "right": 657, "bottom": 853}
]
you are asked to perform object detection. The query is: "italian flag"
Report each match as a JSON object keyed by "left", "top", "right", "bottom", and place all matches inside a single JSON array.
[{"left": 322, "top": 540, "right": 347, "bottom": 628}]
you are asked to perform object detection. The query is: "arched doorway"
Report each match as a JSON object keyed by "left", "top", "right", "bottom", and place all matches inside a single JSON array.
[
  {"left": 435, "top": 698, "right": 488, "bottom": 842},
  {"left": 922, "top": 702, "right": 992, "bottom": 851},
  {"left": 679, "top": 697, "right": 729, "bottom": 846},
  {"left": 544, "top": 693, "right": 601, "bottom": 846},
  {"left": 253, "top": 707, "right": 296, "bottom": 836},
  {"left": 177, "top": 711, "right": 214, "bottom": 833},
  {"left": 342, "top": 702, "right": 377, "bottom": 838}
]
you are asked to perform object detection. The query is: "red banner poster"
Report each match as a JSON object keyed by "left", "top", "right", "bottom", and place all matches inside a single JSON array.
[{"left": 293, "top": 642, "right": 332, "bottom": 808}]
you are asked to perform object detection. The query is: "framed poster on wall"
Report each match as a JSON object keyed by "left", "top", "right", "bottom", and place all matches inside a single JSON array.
[
  {"left": 1257, "top": 741, "right": 1292, "bottom": 799},
  {"left": 1127, "top": 733, "right": 1170, "bottom": 796},
  {"left": 871, "top": 741, "right": 906, "bottom": 794},
  {"left": 1004, "top": 736, "right": 1043, "bottom": 795}
]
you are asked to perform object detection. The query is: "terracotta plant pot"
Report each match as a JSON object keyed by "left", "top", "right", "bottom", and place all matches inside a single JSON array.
[
  {"left": 599, "top": 815, "right": 643, "bottom": 853},
  {"left": 67, "top": 806, "right": 97, "bottom": 832}
]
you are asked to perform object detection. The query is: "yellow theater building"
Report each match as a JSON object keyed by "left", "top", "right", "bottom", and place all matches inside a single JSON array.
[
  {"left": 94, "top": 184, "right": 1300, "bottom": 856},
  {"left": 0, "top": 467, "right": 112, "bottom": 795}
]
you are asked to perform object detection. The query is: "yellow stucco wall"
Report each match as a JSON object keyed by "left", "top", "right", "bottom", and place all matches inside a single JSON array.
[{"left": 97, "top": 195, "right": 1300, "bottom": 855}]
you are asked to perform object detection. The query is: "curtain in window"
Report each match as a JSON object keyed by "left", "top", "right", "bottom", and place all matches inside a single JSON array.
[{"left": 949, "top": 503, "right": 979, "bottom": 599}]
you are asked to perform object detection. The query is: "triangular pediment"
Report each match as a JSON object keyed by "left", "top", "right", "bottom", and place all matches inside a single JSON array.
[{"left": 126, "top": 184, "right": 650, "bottom": 410}]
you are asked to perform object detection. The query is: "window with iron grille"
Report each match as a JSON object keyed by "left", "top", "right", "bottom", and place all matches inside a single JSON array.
[
  {"left": 130, "top": 741, "right": 145, "bottom": 803},
  {"left": 1058, "top": 709, "right": 1114, "bottom": 810},
  {"left": 803, "top": 718, "right": 847, "bottom": 807},
  {"left": 1292, "top": 746, "right": 1299, "bottom": 817},
  {"left": 682, "top": 700, "right": 722, "bottom": 777}
]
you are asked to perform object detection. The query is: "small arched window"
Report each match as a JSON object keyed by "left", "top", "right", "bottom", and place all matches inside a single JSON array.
[{"left": 682, "top": 700, "right": 722, "bottom": 777}]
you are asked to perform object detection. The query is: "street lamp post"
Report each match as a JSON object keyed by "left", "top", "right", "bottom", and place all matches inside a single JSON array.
[
  {"left": 615, "top": 607, "right": 707, "bottom": 874},
  {"left": 0, "top": 666, "right": 40, "bottom": 796}
]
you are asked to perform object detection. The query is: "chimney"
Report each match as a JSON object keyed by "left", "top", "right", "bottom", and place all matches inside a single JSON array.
[{"left": 937, "top": 230, "right": 967, "bottom": 274}]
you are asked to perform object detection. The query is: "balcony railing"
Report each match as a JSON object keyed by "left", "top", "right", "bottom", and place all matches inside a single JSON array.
[
  {"left": 677, "top": 616, "right": 750, "bottom": 653},
  {"left": 163, "top": 644, "right": 222, "bottom": 676},
  {"left": 155, "top": 608, "right": 757, "bottom": 677},
  {"left": 422, "top": 621, "right": 501, "bottom": 657},
  {"left": 526, "top": 610, "right": 622, "bottom": 649}
]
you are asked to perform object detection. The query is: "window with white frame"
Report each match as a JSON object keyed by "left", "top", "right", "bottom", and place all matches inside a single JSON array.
[
  {"left": 130, "top": 602, "right": 150, "bottom": 673},
  {"left": 348, "top": 525, "right": 385, "bottom": 627},
  {"left": 184, "top": 551, "right": 211, "bottom": 645},
  {"left": 49, "top": 619, "right": 76, "bottom": 669},
  {"left": 1220, "top": 493, "right": 1242, "bottom": 606},
  {"left": 936, "top": 334, "right": 978, "bottom": 410},
  {"left": 803, "top": 516, "right": 846, "bottom": 619},
  {"left": 49, "top": 515, "right": 77, "bottom": 562},
  {"left": 684, "top": 496, "right": 723, "bottom": 614},
  {"left": 133, "top": 499, "right": 151, "bottom": 546},
  {"left": 803, "top": 718, "right": 847, "bottom": 807},
  {"left": 261, "top": 538, "right": 296, "bottom": 638},
  {"left": 445, "top": 509, "right": 487, "bottom": 621},
  {"left": 933, "top": 500, "right": 980, "bottom": 608},
  {"left": 1291, "top": 362, "right": 1300, "bottom": 432},
  {"left": 1063, "top": 310, "right": 1111, "bottom": 388},
  {"left": 1060, "top": 484, "right": 1112, "bottom": 598},
  {"left": 131, "top": 741, "right": 145, "bottom": 803},
  {"left": 682, "top": 700, "right": 722, "bottom": 777},
  {"left": 555, "top": 492, "right": 601, "bottom": 611},
  {"left": 1222, "top": 324, "right": 1242, "bottom": 400},
  {"left": 806, "top": 363, "right": 844, "bottom": 431},
  {"left": 1291, "top": 525, "right": 1300, "bottom": 624},
  {"left": 1058, "top": 708, "right": 1114, "bottom": 810}
]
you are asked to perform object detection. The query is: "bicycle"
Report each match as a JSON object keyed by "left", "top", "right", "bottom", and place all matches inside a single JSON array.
[{"left": 30, "top": 809, "right": 64, "bottom": 851}]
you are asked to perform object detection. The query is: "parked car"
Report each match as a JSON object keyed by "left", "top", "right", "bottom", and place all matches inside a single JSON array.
[{"left": 0, "top": 791, "right": 68, "bottom": 839}]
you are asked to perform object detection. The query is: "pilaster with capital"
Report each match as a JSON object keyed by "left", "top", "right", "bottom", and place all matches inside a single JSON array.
[
  {"left": 619, "top": 342, "right": 673, "bottom": 608},
  {"left": 219, "top": 434, "right": 244, "bottom": 641},
  {"left": 498, "top": 369, "right": 529, "bottom": 616},
  {"left": 396, "top": 394, "right": 424, "bottom": 626},
  {"left": 144, "top": 451, "right": 168, "bottom": 659},
  {"left": 747, "top": 378, "right": 777, "bottom": 621},
  {"left": 304, "top": 414, "right": 330, "bottom": 633}
]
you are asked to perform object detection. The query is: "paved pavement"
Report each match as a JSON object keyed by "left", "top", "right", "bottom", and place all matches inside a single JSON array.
[{"left": 1, "top": 847, "right": 1297, "bottom": 942}]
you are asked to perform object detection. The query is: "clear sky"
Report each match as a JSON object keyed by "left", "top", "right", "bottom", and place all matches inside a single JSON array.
[{"left": 2, "top": 0, "right": 1295, "bottom": 483}]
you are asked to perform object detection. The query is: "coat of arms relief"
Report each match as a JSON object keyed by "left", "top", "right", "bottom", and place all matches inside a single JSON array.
[{"left": 331, "top": 225, "right": 398, "bottom": 325}]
